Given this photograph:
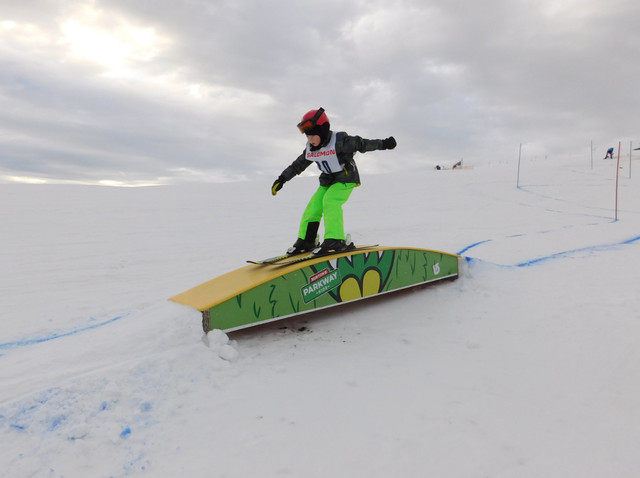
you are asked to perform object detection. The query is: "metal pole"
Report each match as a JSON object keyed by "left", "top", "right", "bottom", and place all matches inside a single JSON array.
[
  {"left": 615, "top": 141, "right": 621, "bottom": 221},
  {"left": 517, "top": 143, "right": 522, "bottom": 188}
]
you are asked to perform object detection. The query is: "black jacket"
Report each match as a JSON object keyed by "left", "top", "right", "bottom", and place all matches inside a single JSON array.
[{"left": 279, "top": 131, "right": 386, "bottom": 187}]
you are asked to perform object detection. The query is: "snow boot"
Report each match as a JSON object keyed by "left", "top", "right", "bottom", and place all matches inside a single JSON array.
[
  {"left": 286, "top": 222, "right": 320, "bottom": 256},
  {"left": 312, "top": 237, "right": 355, "bottom": 256},
  {"left": 287, "top": 238, "right": 318, "bottom": 256}
]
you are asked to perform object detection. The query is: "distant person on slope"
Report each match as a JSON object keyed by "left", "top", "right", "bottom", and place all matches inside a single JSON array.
[
  {"left": 604, "top": 147, "right": 614, "bottom": 159},
  {"left": 271, "top": 107, "right": 396, "bottom": 256}
]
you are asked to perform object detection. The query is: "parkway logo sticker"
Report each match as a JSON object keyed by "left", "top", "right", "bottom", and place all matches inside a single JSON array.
[{"left": 301, "top": 268, "right": 342, "bottom": 304}]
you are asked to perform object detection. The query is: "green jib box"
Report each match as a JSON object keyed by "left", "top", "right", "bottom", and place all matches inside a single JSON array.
[{"left": 170, "top": 247, "right": 459, "bottom": 332}]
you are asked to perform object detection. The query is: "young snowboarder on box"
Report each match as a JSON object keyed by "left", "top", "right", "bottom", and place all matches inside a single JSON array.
[{"left": 271, "top": 107, "right": 396, "bottom": 256}]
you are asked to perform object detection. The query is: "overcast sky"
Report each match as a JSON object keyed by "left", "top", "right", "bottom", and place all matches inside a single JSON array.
[{"left": 1, "top": 0, "right": 638, "bottom": 185}]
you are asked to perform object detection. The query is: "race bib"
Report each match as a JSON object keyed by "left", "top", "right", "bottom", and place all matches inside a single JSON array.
[{"left": 306, "top": 132, "right": 341, "bottom": 174}]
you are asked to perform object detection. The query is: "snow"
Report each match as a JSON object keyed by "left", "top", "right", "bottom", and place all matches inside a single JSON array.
[{"left": 2, "top": 156, "right": 640, "bottom": 477}]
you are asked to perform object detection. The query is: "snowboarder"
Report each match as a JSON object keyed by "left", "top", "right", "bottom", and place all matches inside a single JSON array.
[
  {"left": 604, "top": 147, "right": 614, "bottom": 159},
  {"left": 271, "top": 107, "right": 396, "bottom": 256}
]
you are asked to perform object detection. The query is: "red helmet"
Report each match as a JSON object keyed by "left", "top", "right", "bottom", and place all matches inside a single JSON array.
[{"left": 297, "top": 107, "right": 329, "bottom": 134}]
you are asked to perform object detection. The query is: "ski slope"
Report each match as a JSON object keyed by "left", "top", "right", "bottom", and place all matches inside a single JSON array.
[{"left": 1, "top": 156, "right": 640, "bottom": 477}]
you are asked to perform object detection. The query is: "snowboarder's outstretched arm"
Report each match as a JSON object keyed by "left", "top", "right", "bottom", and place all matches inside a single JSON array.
[
  {"left": 339, "top": 135, "right": 396, "bottom": 154},
  {"left": 271, "top": 153, "right": 312, "bottom": 195}
]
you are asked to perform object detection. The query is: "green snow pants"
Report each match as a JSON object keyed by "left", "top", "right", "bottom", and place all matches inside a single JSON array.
[{"left": 298, "top": 182, "right": 357, "bottom": 241}]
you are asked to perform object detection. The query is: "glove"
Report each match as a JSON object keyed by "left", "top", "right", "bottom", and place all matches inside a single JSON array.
[
  {"left": 382, "top": 136, "right": 397, "bottom": 150},
  {"left": 271, "top": 176, "right": 286, "bottom": 196}
]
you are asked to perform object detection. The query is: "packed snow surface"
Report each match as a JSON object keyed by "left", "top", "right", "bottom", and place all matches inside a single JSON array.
[{"left": 2, "top": 157, "right": 640, "bottom": 477}]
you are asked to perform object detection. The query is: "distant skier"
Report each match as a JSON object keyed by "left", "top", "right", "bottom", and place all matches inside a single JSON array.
[
  {"left": 271, "top": 107, "right": 396, "bottom": 256},
  {"left": 604, "top": 147, "right": 614, "bottom": 159}
]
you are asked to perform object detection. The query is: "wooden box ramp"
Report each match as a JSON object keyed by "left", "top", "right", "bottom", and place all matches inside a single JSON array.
[{"left": 170, "top": 247, "right": 459, "bottom": 333}]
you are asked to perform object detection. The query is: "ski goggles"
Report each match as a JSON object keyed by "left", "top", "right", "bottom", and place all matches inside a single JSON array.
[{"left": 297, "top": 107, "right": 325, "bottom": 134}]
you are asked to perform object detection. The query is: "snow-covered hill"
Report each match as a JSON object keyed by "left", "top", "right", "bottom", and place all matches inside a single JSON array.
[{"left": 2, "top": 156, "right": 640, "bottom": 477}]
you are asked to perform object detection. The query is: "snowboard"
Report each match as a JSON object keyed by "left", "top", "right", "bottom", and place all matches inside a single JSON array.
[
  {"left": 247, "top": 234, "right": 356, "bottom": 265},
  {"left": 268, "top": 244, "right": 379, "bottom": 266}
]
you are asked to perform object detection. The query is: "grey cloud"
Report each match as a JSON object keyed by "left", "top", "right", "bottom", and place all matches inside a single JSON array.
[{"left": 0, "top": 0, "right": 638, "bottom": 184}]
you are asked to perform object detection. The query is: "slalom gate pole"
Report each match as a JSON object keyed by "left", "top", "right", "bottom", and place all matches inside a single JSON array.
[
  {"left": 615, "top": 141, "right": 621, "bottom": 221},
  {"left": 516, "top": 143, "right": 522, "bottom": 188}
]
